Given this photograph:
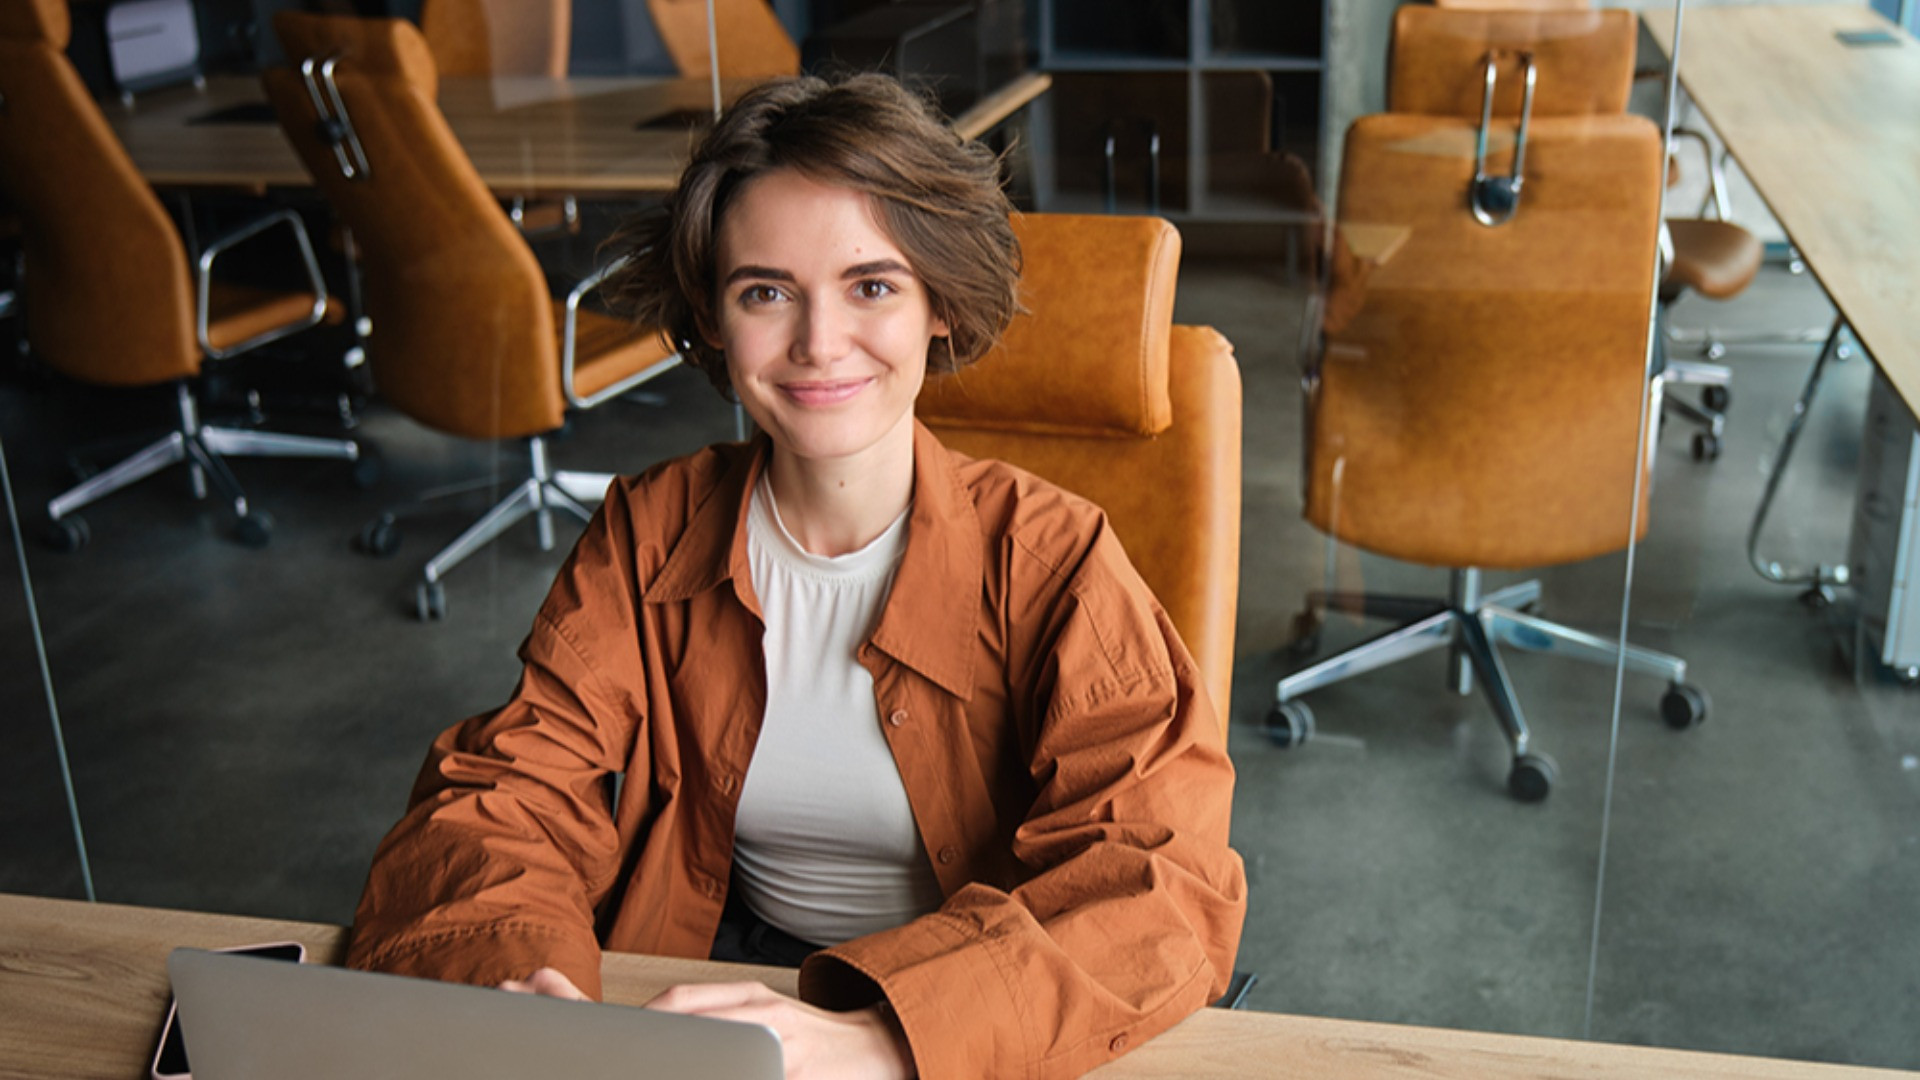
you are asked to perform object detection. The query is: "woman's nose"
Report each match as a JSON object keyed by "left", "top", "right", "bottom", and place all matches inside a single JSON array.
[{"left": 793, "top": 298, "right": 852, "bottom": 365}]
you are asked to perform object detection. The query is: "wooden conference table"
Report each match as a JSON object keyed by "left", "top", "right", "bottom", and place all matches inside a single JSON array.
[
  {"left": 104, "top": 71, "right": 1051, "bottom": 197},
  {"left": 1644, "top": 3, "right": 1920, "bottom": 417},
  {"left": 4, "top": 893, "right": 1911, "bottom": 1080}
]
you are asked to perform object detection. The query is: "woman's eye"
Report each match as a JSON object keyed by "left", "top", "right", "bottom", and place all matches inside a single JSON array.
[
  {"left": 854, "top": 279, "right": 897, "bottom": 301},
  {"left": 741, "top": 285, "right": 783, "bottom": 305}
]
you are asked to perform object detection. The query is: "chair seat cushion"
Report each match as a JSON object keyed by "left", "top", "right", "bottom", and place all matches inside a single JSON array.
[
  {"left": 205, "top": 281, "right": 342, "bottom": 354},
  {"left": 560, "top": 304, "right": 677, "bottom": 399},
  {"left": 1664, "top": 218, "right": 1763, "bottom": 301}
]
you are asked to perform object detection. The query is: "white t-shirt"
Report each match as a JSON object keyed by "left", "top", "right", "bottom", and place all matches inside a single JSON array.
[{"left": 731, "top": 475, "right": 944, "bottom": 945}]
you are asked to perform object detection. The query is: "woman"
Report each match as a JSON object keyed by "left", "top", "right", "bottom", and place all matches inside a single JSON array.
[{"left": 346, "top": 74, "right": 1245, "bottom": 1080}]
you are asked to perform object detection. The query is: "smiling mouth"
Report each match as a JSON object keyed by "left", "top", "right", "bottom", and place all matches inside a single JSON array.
[{"left": 779, "top": 378, "right": 873, "bottom": 406}]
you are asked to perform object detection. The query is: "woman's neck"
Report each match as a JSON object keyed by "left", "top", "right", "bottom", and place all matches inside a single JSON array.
[{"left": 764, "top": 419, "right": 916, "bottom": 558}]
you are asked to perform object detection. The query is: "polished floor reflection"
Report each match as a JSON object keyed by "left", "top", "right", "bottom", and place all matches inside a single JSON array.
[{"left": 3, "top": 249, "right": 1915, "bottom": 1070}]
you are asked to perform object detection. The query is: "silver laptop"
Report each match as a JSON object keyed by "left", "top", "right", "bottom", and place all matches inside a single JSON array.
[{"left": 167, "top": 948, "right": 783, "bottom": 1080}]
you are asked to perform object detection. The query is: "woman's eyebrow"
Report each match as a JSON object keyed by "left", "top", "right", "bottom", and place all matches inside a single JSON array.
[
  {"left": 843, "top": 259, "right": 912, "bottom": 280},
  {"left": 723, "top": 264, "right": 793, "bottom": 285}
]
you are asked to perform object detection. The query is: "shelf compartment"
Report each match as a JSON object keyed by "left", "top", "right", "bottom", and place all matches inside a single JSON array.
[{"left": 1048, "top": 0, "right": 1192, "bottom": 62}]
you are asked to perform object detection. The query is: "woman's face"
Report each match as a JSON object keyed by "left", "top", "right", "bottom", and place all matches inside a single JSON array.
[{"left": 709, "top": 169, "right": 948, "bottom": 474}]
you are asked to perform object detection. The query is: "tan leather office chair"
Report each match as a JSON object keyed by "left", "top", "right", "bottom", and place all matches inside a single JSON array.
[
  {"left": 417, "top": 0, "right": 579, "bottom": 234},
  {"left": 1268, "top": 103, "right": 1708, "bottom": 802},
  {"left": 919, "top": 213, "right": 1241, "bottom": 737},
  {"left": 919, "top": 212, "right": 1258, "bottom": 1012},
  {"left": 0, "top": 0, "right": 366, "bottom": 551},
  {"left": 1654, "top": 130, "right": 1762, "bottom": 461},
  {"left": 420, "top": 0, "right": 570, "bottom": 78},
  {"left": 264, "top": 13, "right": 680, "bottom": 620},
  {"left": 646, "top": 0, "right": 799, "bottom": 80},
  {"left": 1390, "top": 4, "right": 1764, "bottom": 463},
  {"left": 1389, "top": 6, "right": 1637, "bottom": 118}
]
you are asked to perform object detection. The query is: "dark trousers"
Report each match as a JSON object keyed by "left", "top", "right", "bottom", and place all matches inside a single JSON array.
[{"left": 709, "top": 893, "right": 827, "bottom": 969}]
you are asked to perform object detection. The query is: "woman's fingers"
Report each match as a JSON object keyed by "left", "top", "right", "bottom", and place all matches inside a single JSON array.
[
  {"left": 497, "top": 966, "right": 588, "bottom": 1000},
  {"left": 648, "top": 985, "right": 914, "bottom": 1080},
  {"left": 644, "top": 980, "right": 780, "bottom": 1014}
]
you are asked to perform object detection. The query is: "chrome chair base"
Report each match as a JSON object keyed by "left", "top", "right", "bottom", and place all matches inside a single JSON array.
[
  {"left": 45, "top": 382, "right": 363, "bottom": 550},
  {"left": 1268, "top": 569, "right": 1708, "bottom": 802},
  {"left": 358, "top": 434, "right": 612, "bottom": 621}
]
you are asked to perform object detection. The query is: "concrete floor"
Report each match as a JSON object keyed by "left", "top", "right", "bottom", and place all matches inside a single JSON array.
[{"left": 2, "top": 242, "right": 1916, "bottom": 1070}]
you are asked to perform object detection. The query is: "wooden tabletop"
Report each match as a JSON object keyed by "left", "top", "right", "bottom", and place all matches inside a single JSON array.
[
  {"left": 103, "top": 71, "right": 1049, "bottom": 198},
  {"left": 3, "top": 893, "right": 1912, "bottom": 1080},
  {"left": 1644, "top": 4, "right": 1920, "bottom": 416}
]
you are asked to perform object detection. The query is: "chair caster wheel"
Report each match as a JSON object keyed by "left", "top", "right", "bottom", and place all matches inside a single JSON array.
[
  {"left": 1660, "top": 682, "right": 1710, "bottom": 729},
  {"left": 356, "top": 514, "right": 401, "bottom": 557},
  {"left": 349, "top": 446, "right": 383, "bottom": 490},
  {"left": 1265, "top": 701, "right": 1315, "bottom": 749},
  {"left": 1507, "top": 752, "right": 1557, "bottom": 802},
  {"left": 1701, "top": 384, "right": 1731, "bottom": 412},
  {"left": 416, "top": 581, "right": 447, "bottom": 622},
  {"left": 43, "top": 516, "right": 89, "bottom": 553},
  {"left": 233, "top": 511, "right": 273, "bottom": 548},
  {"left": 1691, "top": 431, "right": 1722, "bottom": 461}
]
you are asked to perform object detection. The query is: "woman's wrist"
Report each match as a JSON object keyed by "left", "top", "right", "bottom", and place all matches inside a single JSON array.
[{"left": 868, "top": 1001, "right": 917, "bottom": 1079}]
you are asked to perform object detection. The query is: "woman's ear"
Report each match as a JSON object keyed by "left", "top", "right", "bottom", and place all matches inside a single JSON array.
[{"left": 693, "top": 304, "right": 724, "bottom": 351}]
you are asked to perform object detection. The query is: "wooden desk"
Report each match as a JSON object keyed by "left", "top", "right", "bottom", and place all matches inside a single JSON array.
[
  {"left": 3, "top": 893, "right": 1909, "bottom": 1080},
  {"left": 104, "top": 72, "right": 1050, "bottom": 197},
  {"left": 1644, "top": 4, "right": 1920, "bottom": 417}
]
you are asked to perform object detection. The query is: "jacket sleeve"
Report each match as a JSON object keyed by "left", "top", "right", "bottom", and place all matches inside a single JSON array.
[
  {"left": 344, "top": 486, "right": 651, "bottom": 1001},
  {"left": 800, "top": 521, "right": 1248, "bottom": 1080}
]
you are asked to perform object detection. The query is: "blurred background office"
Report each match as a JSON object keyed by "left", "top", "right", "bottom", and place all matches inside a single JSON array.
[{"left": 2, "top": 0, "right": 1916, "bottom": 1073}]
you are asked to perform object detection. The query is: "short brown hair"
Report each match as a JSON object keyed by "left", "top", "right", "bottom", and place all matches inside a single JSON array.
[{"left": 607, "top": 73, "right": 1021, "bottom": 397}]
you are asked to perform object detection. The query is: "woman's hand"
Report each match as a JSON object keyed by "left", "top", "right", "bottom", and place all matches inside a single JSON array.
[
  {"left": 497, "top": 966, "right": 589, "bottom": 1000},
  {"left": 644, "top": 981, "right": 914, "bottom": 1080}
]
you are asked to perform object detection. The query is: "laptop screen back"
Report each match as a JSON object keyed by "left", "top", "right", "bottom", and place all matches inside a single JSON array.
[{"left": 167, "top": 948, "right": 784, "bottom": 1080}]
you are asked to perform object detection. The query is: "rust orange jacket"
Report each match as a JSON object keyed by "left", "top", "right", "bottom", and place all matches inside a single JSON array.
[{"left": 347, "top": 422, "right": 1247, "bottom": 1080}]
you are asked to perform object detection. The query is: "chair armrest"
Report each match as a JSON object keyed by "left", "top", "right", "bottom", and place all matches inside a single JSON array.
[
  {"left": 562, "top": 254, "right": 683, "bottom": 409},
  {"left": 1670, "top": 126, "right": 1731, "bottom": 221},
  {"left": 195, "top": 208, "right": 330, "bottom": 359}
]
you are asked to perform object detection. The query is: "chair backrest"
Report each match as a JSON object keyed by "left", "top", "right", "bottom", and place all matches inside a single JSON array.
[
  {"left": 264, "top": 13, "right": 565, "bottom": 441},
  {"left": 1390, "top": 6, "right": 1636, "bottom": 117},
  {"left": 420, "top": 0, "right": 571, "bottom": 78},
  {"left": 0, "top": 0, "right": 199, "bottom": 387},
  {"left": 646, "top": 0, "right": 799, "bottom": 79},
  {"left": 918, "top": 214, "right": 1242, "bottom": 725},
  {"left": 1307, "top": 111, "right": 1662, "bottom": 570}
]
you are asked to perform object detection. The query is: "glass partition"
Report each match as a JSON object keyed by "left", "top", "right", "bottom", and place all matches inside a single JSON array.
[
  {"left": 0, "top": 427, "right": 90, "bottom": 901},
  {"left": 0, "top": 0, "right": 736, "bottom": 924},
  {"left": 14, "top": 0, "right": 1916, "bottom": 1072},
  {"left": 1218, "top": 0, "right": 1674, "bottom": 1034},
  {"left": 1591, "top": 0, "right": 1920, "bottom": 1069}
]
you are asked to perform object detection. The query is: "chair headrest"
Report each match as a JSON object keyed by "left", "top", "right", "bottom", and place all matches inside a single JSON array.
[
  {"left": 1390, "top": 7, "right": 1637, "bottom": 118},
  {"left": 918, "top": 213, "right": 1179, "bottom": 438},
  {"left": 273, "top": 12, "right": 440, "bottom": 99},
  {"left": 0, "top": 0, "right": 68, "bottom": 47}
]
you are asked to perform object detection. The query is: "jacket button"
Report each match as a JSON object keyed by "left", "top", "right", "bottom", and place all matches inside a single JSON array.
[
  {"left": 1109, "top": 1033, "right": 1129, "bottom": 1053},
  {"left": 887, "top": 709, "right": 907, "bottom": 727},
  {"left": 937, "top": 846, "right": 957, "bottom": 865},
  {"left": 716, "top": 773, "right": 736, "bottom": 794}
]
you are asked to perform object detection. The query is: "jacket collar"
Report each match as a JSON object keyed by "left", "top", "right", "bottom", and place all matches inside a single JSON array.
[{"left": 644, "top": 420, "right": 981, "bottom": 701}]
